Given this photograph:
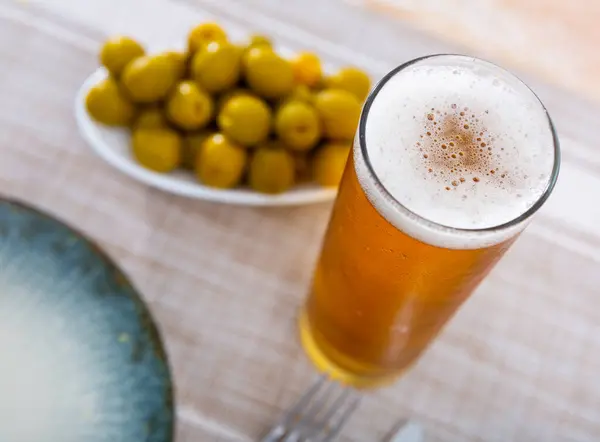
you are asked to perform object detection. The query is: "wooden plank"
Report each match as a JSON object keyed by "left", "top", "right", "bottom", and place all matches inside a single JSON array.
[{"left": 1, "top": 1, "right": 599, "bottom": 440}]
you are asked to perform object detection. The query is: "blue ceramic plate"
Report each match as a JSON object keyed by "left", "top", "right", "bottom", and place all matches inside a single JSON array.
[{"left": 0, "top": 199, "right": 173, "bottom": 442}]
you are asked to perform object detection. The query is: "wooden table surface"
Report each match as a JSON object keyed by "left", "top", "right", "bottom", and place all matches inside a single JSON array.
[{"left": 1, "top": 0, "right": 599, "bottom": 440}]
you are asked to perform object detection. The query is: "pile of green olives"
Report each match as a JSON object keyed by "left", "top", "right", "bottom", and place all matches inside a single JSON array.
[{"left": 85, "top": 24, "right": 371, "bottom": 193}]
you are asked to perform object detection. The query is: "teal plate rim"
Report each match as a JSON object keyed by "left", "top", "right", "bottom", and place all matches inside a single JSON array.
[{"left": 0, "top": 196, "right": 175, "bottom": 441}]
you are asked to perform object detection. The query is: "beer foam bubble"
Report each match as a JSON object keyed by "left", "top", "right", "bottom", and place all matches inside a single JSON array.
[{"left": 357, "top": 56, "right": 557, "bottom": 249}]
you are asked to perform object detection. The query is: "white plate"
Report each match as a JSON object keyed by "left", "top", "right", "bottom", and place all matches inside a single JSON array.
[{"left": 75, "top": 69, "right": 337, "bottom": 206}]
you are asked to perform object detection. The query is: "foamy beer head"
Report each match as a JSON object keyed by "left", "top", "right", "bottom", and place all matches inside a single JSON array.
[{"left": 356, "top": 55, "right": 560, "bottom": 249}]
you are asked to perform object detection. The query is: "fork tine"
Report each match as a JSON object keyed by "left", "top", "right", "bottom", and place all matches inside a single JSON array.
[
  {"left": 260, "top": 425, "right": 286, "bottom": 442},
  {"left": 320, "top": 392, "right": 361, "bottom": 442},
  {"left": 289, "top": 375, "right": 329, "bottom": 415},
  {"left": 281, "top": 433, "right": 301, "bottom": 442},
  {"left": 260, "top": 376, "right": 328, "bottom": 442},
  {"left": 302, "top": 385, "right": 351, "bottom": 440},
  {"left": 281, "top": 380, "right": 339, "bottom": 442},
  {"left": 317, "top": 387, "right": 352, "bottom": 424},
  {"left": 261, "top": 376, "right": 361, "bottom": 442},
  {"left": 296, "top": 379, "right": 339, "bottom": 425}
]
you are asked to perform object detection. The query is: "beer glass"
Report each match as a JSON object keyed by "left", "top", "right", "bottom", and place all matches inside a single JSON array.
[{"left": 300, "top": 55, "right": 560, "bottom": 387}]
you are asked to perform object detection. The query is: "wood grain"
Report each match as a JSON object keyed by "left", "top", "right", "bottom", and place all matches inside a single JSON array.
[
  {"left": 1, "top": 0, "right": 599, "bottom": 441},
  {"left": 362, "top": 0, "right": 600, "bottom": 103}
]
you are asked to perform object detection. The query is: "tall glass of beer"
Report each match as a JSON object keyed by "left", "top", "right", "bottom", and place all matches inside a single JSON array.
[{"left": 300, "top": 55, "right": 560, "bottom": 388}]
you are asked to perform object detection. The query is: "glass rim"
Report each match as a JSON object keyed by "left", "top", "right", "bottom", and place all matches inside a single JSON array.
[{"left": 358, "top": 54, "right": 561, "bottom": 235}]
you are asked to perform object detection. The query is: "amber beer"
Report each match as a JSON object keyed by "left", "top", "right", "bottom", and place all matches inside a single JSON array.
[{"left": 300, "top": 55, "right": 560, "bottom": 387}]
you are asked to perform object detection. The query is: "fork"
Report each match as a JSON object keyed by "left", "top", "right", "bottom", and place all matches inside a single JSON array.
[{"left": 260, "top": 376, "right": 362, "bottom": 442}]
